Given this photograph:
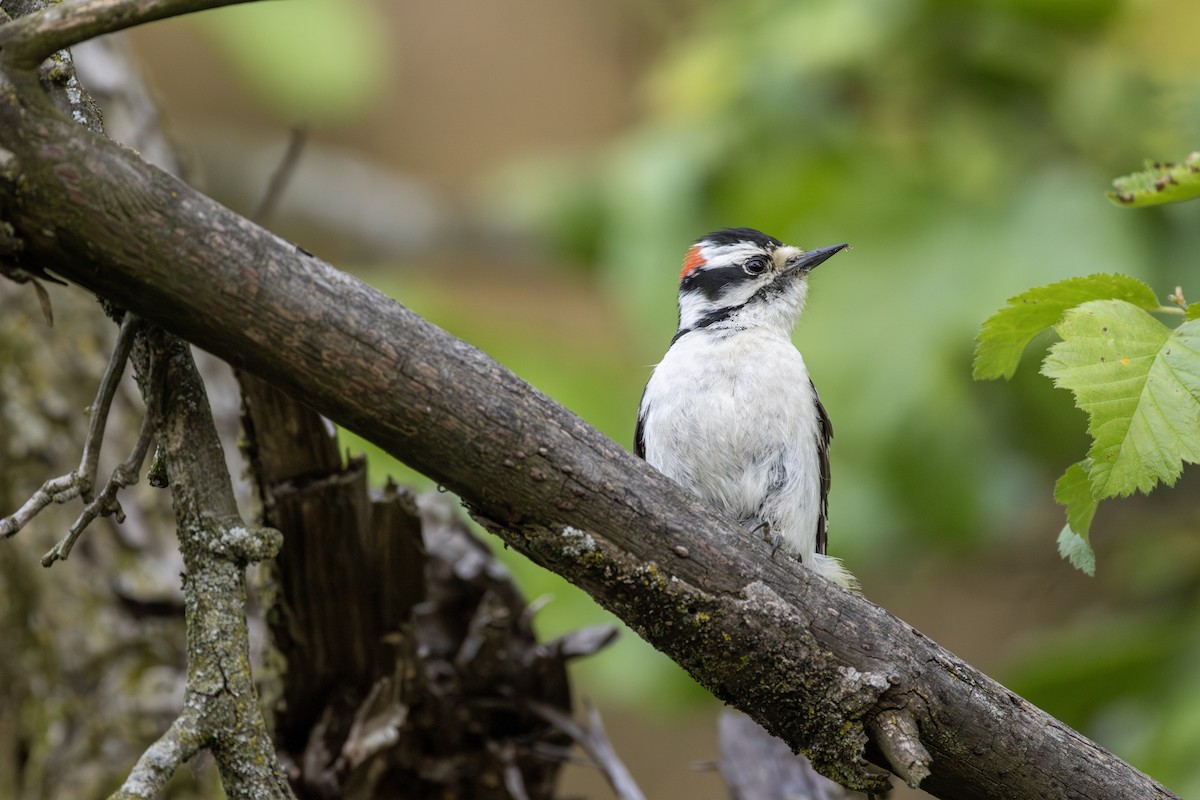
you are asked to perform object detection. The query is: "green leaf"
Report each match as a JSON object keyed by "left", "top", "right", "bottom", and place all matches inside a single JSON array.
[
  {"left": 1188, "top": 301, "right": 1200, "bottom": 321},
  {"left": 1053, "top": 462, "right": 1098, "bottom": 575},
  {"left": 1057, "top": 526, "right": 1096, "bottom": 577},
  {"left": 973, "top": 275, "right": 1158, "bottom": 380},
  {"left": 1107, "top": 152, "right": 1200, "bottom": 208},
  {"left": 1054, "top": 460, "right": 1098, "bottom": 536},
  {"left": 1042, "top": 300, "right": 1200, "bottom": 498}
]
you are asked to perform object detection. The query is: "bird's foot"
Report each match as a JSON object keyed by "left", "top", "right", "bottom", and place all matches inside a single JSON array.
[
  {"left": 768, "top": 532, "right": 783, "bottom": 559},
  {"left": 744, "top": 519, "right": 783, "bottom": 559}
]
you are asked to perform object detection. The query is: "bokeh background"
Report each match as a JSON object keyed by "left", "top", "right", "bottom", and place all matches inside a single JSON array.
[{"left": 26, "top": 0, "right": 1200, "bottom": 796}]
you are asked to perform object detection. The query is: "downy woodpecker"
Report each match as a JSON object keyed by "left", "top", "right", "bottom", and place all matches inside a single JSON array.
[{"left": 635, "top": 228, "right": 856, "bottom": 589}]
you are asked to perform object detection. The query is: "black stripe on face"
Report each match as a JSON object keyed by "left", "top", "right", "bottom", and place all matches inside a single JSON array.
[
  {"left": 670, "top": 303, "right": 745, "bottom": 343},
  {"left": 680, "top": 264, "right": 751, "bottom": 302}
]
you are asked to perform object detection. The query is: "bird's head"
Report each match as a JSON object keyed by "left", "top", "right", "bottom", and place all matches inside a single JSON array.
[{"left": 676, "top": 227, "right": 847, "bottom": 335}]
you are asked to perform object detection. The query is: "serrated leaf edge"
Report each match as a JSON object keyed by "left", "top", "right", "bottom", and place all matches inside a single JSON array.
[
  {"left": 1057, "top": 525, "right": 1096, "bottom": 576},
  {"left": 973, "top": 274, "right": 1158, "bottom": 381}
]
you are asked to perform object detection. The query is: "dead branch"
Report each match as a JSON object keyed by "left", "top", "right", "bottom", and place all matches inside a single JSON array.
[
  {"left": 715, "top": 710, "right": 854, "bottom": 800},
  {"left": 109, "top": 715, "right": 199, "bottom": 800},
  {"left": 0, "top": 0, "right": 259, "bottom": 70},
  {"left": 251, "top": 126, "right": 308, "bottom": 223},
  {"left": 869, "top": 709, "right": 931, "bottom": 790},
  {"left": 41, "top": 332, "right": 161, "bottom": 565},
  {"left": 1, "top": 3, "right": 290, "bottom": 796},
  {"left": 123, "top": 327, "right": 289, "bottom": 800},
  {"left": 531, "top": 702, "right": 645, "bottom": 800},
  {"left": 1, "top": 312, "right": 141, "bottom": 542}
]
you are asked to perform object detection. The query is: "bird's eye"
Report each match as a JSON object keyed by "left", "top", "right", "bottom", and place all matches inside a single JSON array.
[{"left": 742, "top": 256, "right": 769, "bottom": 276}]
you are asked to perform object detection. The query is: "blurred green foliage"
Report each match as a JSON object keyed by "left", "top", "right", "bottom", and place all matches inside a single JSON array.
[
  {"left": 490, "top": 0, "right": 1199, "bottom": 558},
  {"left": 472, "top": 0, "right": 1200, "bottom": 792},
  {"left": 193, "top": 0, "right": 391, "bottom": 122}
]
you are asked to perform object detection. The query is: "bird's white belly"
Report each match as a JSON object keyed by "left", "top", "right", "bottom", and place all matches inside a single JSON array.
[{"left": 641, "top": 331, "right": 822, "bottom": 560}]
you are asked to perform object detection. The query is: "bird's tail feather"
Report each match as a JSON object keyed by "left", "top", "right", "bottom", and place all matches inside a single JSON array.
[{"left": 814, "top": 553, "right": 859, "bottom": 592}]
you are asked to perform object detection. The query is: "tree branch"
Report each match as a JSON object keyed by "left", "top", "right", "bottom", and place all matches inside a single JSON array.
[
  {"left": 0, "top": 21, "right": 1180, "bottom": 800},
  {"left": 109, "top": 714, "right": 199, "bottom": 800},
  {"left": 869, "top": 709, "right": 931, "bottom": 790},
  {"left": 531, "top": 702, "right": 646, "bottom": 800},
  {"left": 0, "top": 311, "right": 141, "bottom": 543},
  {"left": 0, "top": 0, "right": 259, "bottom": 70},
  {"left": 715, "top": 710, "right": 854, "bottom": 800},
  {"left": 41, "top": 334, "right": 161, "bottom": 566},
  {"left": 129, "top": 327, "right": 290, "bottom": 799}
]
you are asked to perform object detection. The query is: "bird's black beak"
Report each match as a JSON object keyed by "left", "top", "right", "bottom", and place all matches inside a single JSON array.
[{"left": 786, "top": 243, "right": 849, "bottom": 275}]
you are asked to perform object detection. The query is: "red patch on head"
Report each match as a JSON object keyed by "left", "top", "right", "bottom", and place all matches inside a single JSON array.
[{"left": 680, "top": 245, "right": 706, "bottom": 280}]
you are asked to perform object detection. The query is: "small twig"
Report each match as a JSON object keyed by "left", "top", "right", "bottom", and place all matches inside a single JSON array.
[
  {"left": 530, "top": 701, "right": 645, "bottom": 800},
  {"left": 1168, "top": 286, "right": 1188, "bottom": 310},
  {"left": 42, "top": 352, "right": 163, "bottom": 566},
  {"left": 485, "top": 741, "right": 534, "bottom": 800},
  {"left": 1, "top": 312, "right": 142, "bottom": 539},
  {"left": 80, "top": 312, "right": 143, "bottom": 500},
  {"left": 335, "top": 678, "right": 406, "bottom": 772},
  {"left": 0, "top": 227, "right": 58, "bottom": 324},
  {"left": 0, "top": 0, "right": 260, "bottom": 71},
  {"left": 1, "top": 472, "right": 79, "bottom": 538},
  {"left": 544, "top": 623, "right": 619, "bottom": 660},
  {"left": 868, "top": 709, "right": 931, "bottom": 790},
  {"left": 526, "top": 741, "right": 592, "bottom": 768},
  {"left": 108, "top": 714, "right": 199, "bottom": 800},
  {"left": 31, "top": 277, "right": 54, "bottom": 325},
  {"left": 251, "top": 125, "right": 308, "bottom": 223}
]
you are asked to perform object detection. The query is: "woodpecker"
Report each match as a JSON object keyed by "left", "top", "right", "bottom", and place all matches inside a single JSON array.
[{"left": 635, "top": 227, "right": 856, "bottom": 589}]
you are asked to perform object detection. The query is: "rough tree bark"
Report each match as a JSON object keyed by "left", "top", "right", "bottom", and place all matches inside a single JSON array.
[
  {"left": 1, "top": 5, "right": 291, "bottom": 796},
  {"left": 239, "top": 374, "right": 600, "bottom": 799},
  {"left": 0, "top": 1, "right": 1181, "bottom": 799},
  {"left": 120, "top": 325, "right": 292, "bottom": 800}
]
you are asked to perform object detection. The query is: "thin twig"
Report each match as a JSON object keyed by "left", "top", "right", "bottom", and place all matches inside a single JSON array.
[
  {"left": 31, "top": 277, "right": 54, "bottom": 325},
  {"left": 0, "top": 0, "right": 261, "bottom": 70},
  {"left": 42, "top": 350, "right": 163, "bottom": 566},
  {"left": 80, "top": 312, "right": 142, "bottom": 501},
  {"left": 527, "top": 741, "right": 592, "bottom": 767},
  {"left": 251, "top": 125, "right": 308, "bottom": 223},
  {"left": 108, "top": 714, "right": 199, "bottom": 800},
  {"left": 529, "top": 701, "right": 645, "bottom": 800},
  {"left": 0, "top": 472, "right": 78, "bottom": 538},
  {"left": 0, "top": 312, "right": 142, "bottom": 538},
  {"left": 335, "top": 678, "right": 406, "bottom": 772},
  {"left": 498, "top": 747, "right": 533, "bottom": 800}
]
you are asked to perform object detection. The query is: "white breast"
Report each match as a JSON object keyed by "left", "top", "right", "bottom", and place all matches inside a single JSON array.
[{"left": 639, "top": 328, "right": 822, "bottom": 563}]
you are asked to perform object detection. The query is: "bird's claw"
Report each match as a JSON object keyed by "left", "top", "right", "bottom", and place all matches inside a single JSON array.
[
  {"left": 768, "top": 532, "right": 783, "bottom": 559},
  {"left": 744, "top": 519, "right": 782, "bottom": 558}
]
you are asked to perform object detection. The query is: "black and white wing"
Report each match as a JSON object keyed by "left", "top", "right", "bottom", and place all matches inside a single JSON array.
[
  {"left": 812, "top": 381, "right": 833, "bottom": 555},
  {"left": 634, "top": 383, "right": 649, "bottom": 460}
]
